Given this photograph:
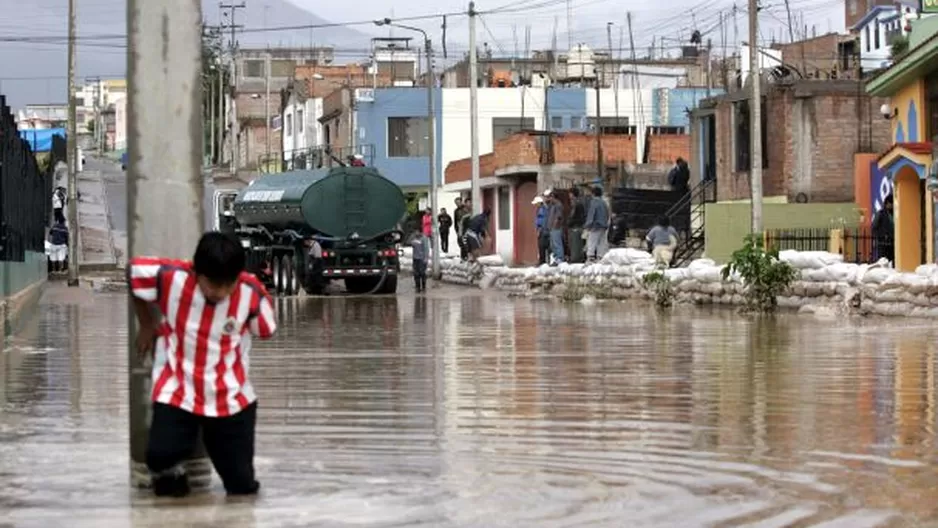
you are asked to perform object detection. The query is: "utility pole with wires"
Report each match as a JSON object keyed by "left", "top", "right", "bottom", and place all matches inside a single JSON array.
[
  {"left": 748, "top": 0, "right": 763, "bottom": 233},
  {"left": 469, "top": 1, "right": 481, "bottom": 213},
  {"left": 220, "top": 2, "right": 245, "bottom": 172},
  {"left": 66, "top": 0, "right": 79, "bottom": 287},
  {"left": 607, "top": 22, "right": 620, "bottom": 128}
]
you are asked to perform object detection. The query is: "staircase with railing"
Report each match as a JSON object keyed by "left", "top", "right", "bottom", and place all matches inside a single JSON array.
[{"left": 665, "top": 179, "right": 717, "bottom": 267}]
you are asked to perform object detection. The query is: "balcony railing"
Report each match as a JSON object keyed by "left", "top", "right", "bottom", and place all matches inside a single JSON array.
[{"left": 258, "top": 144, "right": 376, "bottom": 174}]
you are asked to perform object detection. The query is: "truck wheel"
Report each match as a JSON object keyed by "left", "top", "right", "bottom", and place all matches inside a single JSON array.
[
  {"left": 379, "top": 275, "right": 398, "bottom": 294},
  {"left": 282, "top": 255, "right": 296, "bottom": 296},
  {"left": 272, "top": 256, "right": 283, "bottom": 294}
]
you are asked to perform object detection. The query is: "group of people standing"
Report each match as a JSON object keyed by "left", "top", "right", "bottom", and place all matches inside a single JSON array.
[{"left": 534, "top": 186, "right": 610, "bottom": 266}]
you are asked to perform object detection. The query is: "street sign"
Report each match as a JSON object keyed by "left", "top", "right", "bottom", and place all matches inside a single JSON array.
[{"left": 924, "top": 0, "right": 938, "bottom": 14}]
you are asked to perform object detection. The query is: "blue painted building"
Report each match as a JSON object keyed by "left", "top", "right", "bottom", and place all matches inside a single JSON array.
[
  {"left": 354, "top": 87, "right": 442, "bottom": 190},
  {"left": 652, "top": 87, "right": 724, "bottom": 129}
]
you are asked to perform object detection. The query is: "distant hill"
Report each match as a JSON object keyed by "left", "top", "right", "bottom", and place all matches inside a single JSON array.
[{"left": 0, "top": 0, "right": 370, "bottom": 109}]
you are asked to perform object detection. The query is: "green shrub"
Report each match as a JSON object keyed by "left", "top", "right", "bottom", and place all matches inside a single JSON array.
[
  {"left": 721, "top": 233, "right": 798, "bottom": 312},
  {"left": 641, "top": 271, "right": 674, "bottom": 308}
]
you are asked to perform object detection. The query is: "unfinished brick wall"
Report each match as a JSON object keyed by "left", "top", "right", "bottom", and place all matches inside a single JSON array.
[{"left": 710, "top": 82, "right": 892, "bottom": 203}]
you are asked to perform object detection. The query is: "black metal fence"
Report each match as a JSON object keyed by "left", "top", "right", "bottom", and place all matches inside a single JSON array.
[
  {"left": 0, "top": 95, "right": 55, "bottom": 262},
  {"left": 765, "top": 227, "right": 893, "bottom": 264}
]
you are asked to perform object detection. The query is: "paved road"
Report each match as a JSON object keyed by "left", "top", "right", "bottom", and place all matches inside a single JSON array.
[{"left": 3, "top": 284, "right": 938, "bottom": 526}]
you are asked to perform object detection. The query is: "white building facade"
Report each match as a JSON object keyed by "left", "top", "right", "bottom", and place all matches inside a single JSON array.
[
  {"left": 281, "top": 93, "right": 324, "bottom": 168},
  {"left": 853, "top": 3, "right": 922, "bottom": 72}
]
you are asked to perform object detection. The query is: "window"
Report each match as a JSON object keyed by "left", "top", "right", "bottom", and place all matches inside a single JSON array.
[
  {"left": 926, "top": 70, "right": 938, "bottom": 141},
  {"left": 497, "top": 186, "right": 511, "bottom": 230},
  {"left": 297, "top": 109, "right": 304, "bottom": 134},
  {"left": 587, "top": 116, "right": 632, "bottom": 135},
  {"left": 733, "top": 99, "right": 769, "bottom": 172},
  {"left": 648, "top": 126, "right": 685, "bottom": 135},
  {"left": 387, "top": 117, "right": 430, "bottom": 157},
  {"left": 551, "top": 116, "right": 564, "bottom": 129},
  {"left": 849, "top": 0, "right": 858, "bottom": 16},
  {"left": 285, "top": 113, "right": 293, "bottom": 137},
  {"left": 865, "top": 26, "right": 870, "bottom": 53},
  {"left": 243, "top": 59, "right": 264, "bottom": 78},
  {"left": 874, "top": 20, "right": 880, "bottom": 49},
  {"left": 572, "top": 116, "right": 586, "bottom": 129},
  {"left": 270, "top": 60, "right": 295, "bottom": 78},
  {"left": 492, "top": 117, "right": 535, "bottom": 142}
]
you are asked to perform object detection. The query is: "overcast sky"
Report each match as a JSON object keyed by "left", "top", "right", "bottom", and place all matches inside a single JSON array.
[
  {"left": 288, "top": 0, "right": 845, "bottom": 56},
  {"left": 0, "top": 0, "right": 843, "bottom": 109}
]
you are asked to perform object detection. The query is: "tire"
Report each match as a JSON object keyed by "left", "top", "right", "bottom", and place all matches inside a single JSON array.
[
  {"left": 282, "top": 255, "right": 296, "bottom": 296},
  {"left": 379, "top": 275, "right": 398, "bottom": 294},
  {"left": 272, "top": 256, "right": 283, "bottom": 294}
]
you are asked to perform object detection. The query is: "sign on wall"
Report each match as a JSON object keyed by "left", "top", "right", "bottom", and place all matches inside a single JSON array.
[
  {"left": 924, "top": 0, "right": 938, "bottom": 14},
  {"left": 870, "top": 159, "right": 893, "bottom": 223}
]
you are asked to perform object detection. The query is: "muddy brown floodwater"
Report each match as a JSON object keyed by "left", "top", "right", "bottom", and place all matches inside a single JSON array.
[{"left": 3, "top": 284, "right": 938, "bottom": 527}]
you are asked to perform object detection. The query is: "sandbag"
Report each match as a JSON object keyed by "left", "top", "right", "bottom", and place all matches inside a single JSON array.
[{"left": 779, "top": 250, "right": 843, "bottom": 269}]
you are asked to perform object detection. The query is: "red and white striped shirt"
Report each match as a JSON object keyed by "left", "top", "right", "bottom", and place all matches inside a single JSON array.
[{"left": 128, "top": 257, "right": 277, "bottom": 417}]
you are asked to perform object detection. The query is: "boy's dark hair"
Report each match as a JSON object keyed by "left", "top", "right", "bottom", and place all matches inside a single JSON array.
[
  {"left": 592, "top": 186, "right": 603, "bottom": 197},
  {"left": 659, "top": 215, "right": 671, "bottom": 228},
  {"left": 193, "top": 232, "right": 246, "bottom": 284},
  {"left": 571, "top": 186, "right": 580, "bottom": 197}
]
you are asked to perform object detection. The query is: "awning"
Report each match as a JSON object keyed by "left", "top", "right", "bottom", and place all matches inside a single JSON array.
[{"left": 877, "top": 141, "right": 932, "bottom": 180}]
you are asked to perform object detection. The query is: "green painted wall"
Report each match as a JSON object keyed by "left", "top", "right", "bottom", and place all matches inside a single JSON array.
[
  {"left": 1, "top": 251, "right": 46, "bottom": 298},
  {"left": 705, "top": 203, "right": 862, "bottom": 263}
]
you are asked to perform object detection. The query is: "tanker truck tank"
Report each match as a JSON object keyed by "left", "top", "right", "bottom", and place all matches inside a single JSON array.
[
  {"left": 230, "top": 166, "right": 406, "bottom": 296},
  {"left": 233, "top": 166, "right": 406, "bottom": 241}
]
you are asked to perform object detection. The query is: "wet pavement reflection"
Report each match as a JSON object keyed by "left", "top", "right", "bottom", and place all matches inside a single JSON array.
[{"left": 3, "top": 285, "right": 938, "bottom": 526}]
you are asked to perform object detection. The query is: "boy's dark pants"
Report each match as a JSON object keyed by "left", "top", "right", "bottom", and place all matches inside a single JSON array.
[
  {"left": 146, "top": 402, "right": 259, "bottom": 496},
  {"left": 537, "top": 231, "right": 550, "bottom": 265},
  {"left": 413, "top": 258, "right": 427, "bottom": 291}
]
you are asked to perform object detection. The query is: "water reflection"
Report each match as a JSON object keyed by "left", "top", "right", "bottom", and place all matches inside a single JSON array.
[{"left": 6, "top": 289, "right": 938, "bottom": 525}]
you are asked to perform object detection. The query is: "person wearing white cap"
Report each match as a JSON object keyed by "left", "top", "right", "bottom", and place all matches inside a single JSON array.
[{"left": 532, "top": 195, "right": 550, "bottom": 265}]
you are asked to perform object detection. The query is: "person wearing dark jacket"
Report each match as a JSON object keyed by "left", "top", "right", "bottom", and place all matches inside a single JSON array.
[
  {"left": 48, "top": 220, "right": 69, "bottom": 272},
  {"left": 871, "top": 194, "right": 894, "bottom": 264},
  {"left": 545, "top": 192, "right": 566, "bottom": 265},
  {"left": 437, "top": 208, "right": 453, "bottom": 254},
  {"left": 667, "top": 158, "right": 690, "bottom": 193},
  {"left": 464, "top": 209, "right": 490, "bottom": 262},
  {"left": 567, "top": 186, "right": 588, "bottom": 263},
  {"left": 584, "top": 186, "right": 610, "bottom": 262}
]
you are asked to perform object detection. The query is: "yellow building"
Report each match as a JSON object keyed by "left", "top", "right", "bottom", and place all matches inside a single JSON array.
[{"left": 866, "top": 18, "right": 938, "bottom": 272}]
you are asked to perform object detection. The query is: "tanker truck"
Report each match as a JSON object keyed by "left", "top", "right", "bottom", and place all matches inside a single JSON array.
[{"left": 228, "top": 165, "right": 406, "bottom": 295}]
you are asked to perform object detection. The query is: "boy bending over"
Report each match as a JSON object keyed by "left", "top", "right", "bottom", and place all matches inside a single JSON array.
[{"left": 128, "top": 232, "right": 277, "bottom": 497}]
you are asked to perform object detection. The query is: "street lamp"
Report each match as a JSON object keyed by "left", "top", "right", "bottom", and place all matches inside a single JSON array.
[{"left": 374, "top": 18, "right": 441, "bottom": 280}]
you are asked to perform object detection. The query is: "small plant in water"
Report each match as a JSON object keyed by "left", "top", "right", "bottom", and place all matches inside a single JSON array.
[
  {"left": 641, "top": 271, "right": 674, "bottom": 308},
  {"left": 721, "top": 233, "right": 798, "bottom": 312}
]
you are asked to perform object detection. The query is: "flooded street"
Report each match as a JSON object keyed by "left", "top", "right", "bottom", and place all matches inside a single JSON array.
[{"left": 3, "top": 285, "right": 938, "bottom": 527}]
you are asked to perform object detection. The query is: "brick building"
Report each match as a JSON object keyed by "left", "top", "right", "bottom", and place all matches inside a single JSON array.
[
  {"left": 771, "top": 33, "right": 860, "bottom": 80},
  {"left": 690, "top": 79, "right": 891, "bottom": 204}
]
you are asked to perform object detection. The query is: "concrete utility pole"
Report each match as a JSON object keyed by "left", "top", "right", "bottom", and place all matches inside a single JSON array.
[
  {"left": 748, "top": 0, "right": 763, "bottom": 233},
  {"left": 127, "top": 0, "right": 211, "bottom": 490},
  {"left": 469, "top": 2, "right": 481, "bottom": 213},
  {"left": 66, "top": 0, "right": 79, "bottom": 287},
  {"left": 220, "top": 2, "right": 245, "bottom": 173},
  {"left": 265, "top": 52, "right": 272, "bottom": 169}
]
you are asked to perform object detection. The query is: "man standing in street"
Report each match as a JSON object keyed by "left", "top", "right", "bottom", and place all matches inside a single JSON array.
[
  {"left": 533, "top": 195, "right": 549, "bottom": 265},
  {"left": 567, "top": 186, "right": 587, "bottom": 263},
  {"left": 584, "top": 186, "right": 610, "bottom": 262},
  {"left": 454, "top": 197, "right": 468, "bottom": 260},
  {"left": 546, "top": 190, "right": 566, "bottom": 265},
  {"left": 459, "top": 198, "right": 474, "bottom": 261},
  {"left": 437, "top": 207, "right": 453, "bottom": 254}
]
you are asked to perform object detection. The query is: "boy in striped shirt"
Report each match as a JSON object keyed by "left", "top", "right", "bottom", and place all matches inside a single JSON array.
[{"left": 129, "top": 232, "right": 277, "bottom": 497}]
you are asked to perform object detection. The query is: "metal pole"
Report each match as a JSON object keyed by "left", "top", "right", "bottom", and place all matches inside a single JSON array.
[
  {"left": 469, "top": 2, "right": 481, "bottom": 213},
  {"left": 595, "top": 76, "right": 603, "bottom": 180},
  {"left": 426, "top": 37, "right": 441, "bottom": 278},
  {"left": 217, "top": 61, "right": 224, "bottom": 165},
  {"left": 66, "top": 0, "right": 79, "bottom": 287},
  {"left": 209, "top": 66, "right": 216, "bottom": 164},
  {"left": 265, "top": 52, "right": 271, "bottom": 170},
  {"left": 127, "top": 0, "right": 211, "bottom": 490},
  {"left": 749, "top": 0, "right": 763, "bottom": 233}
]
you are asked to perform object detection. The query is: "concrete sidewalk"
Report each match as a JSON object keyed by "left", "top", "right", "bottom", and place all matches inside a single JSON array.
[{"left": 77, "top": 168, "right": 118, "bottom": 270}]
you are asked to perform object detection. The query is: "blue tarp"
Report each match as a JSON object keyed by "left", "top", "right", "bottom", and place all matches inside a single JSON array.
[{"left": 17, "top": 128, "right": 66, "bottom": 152}]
